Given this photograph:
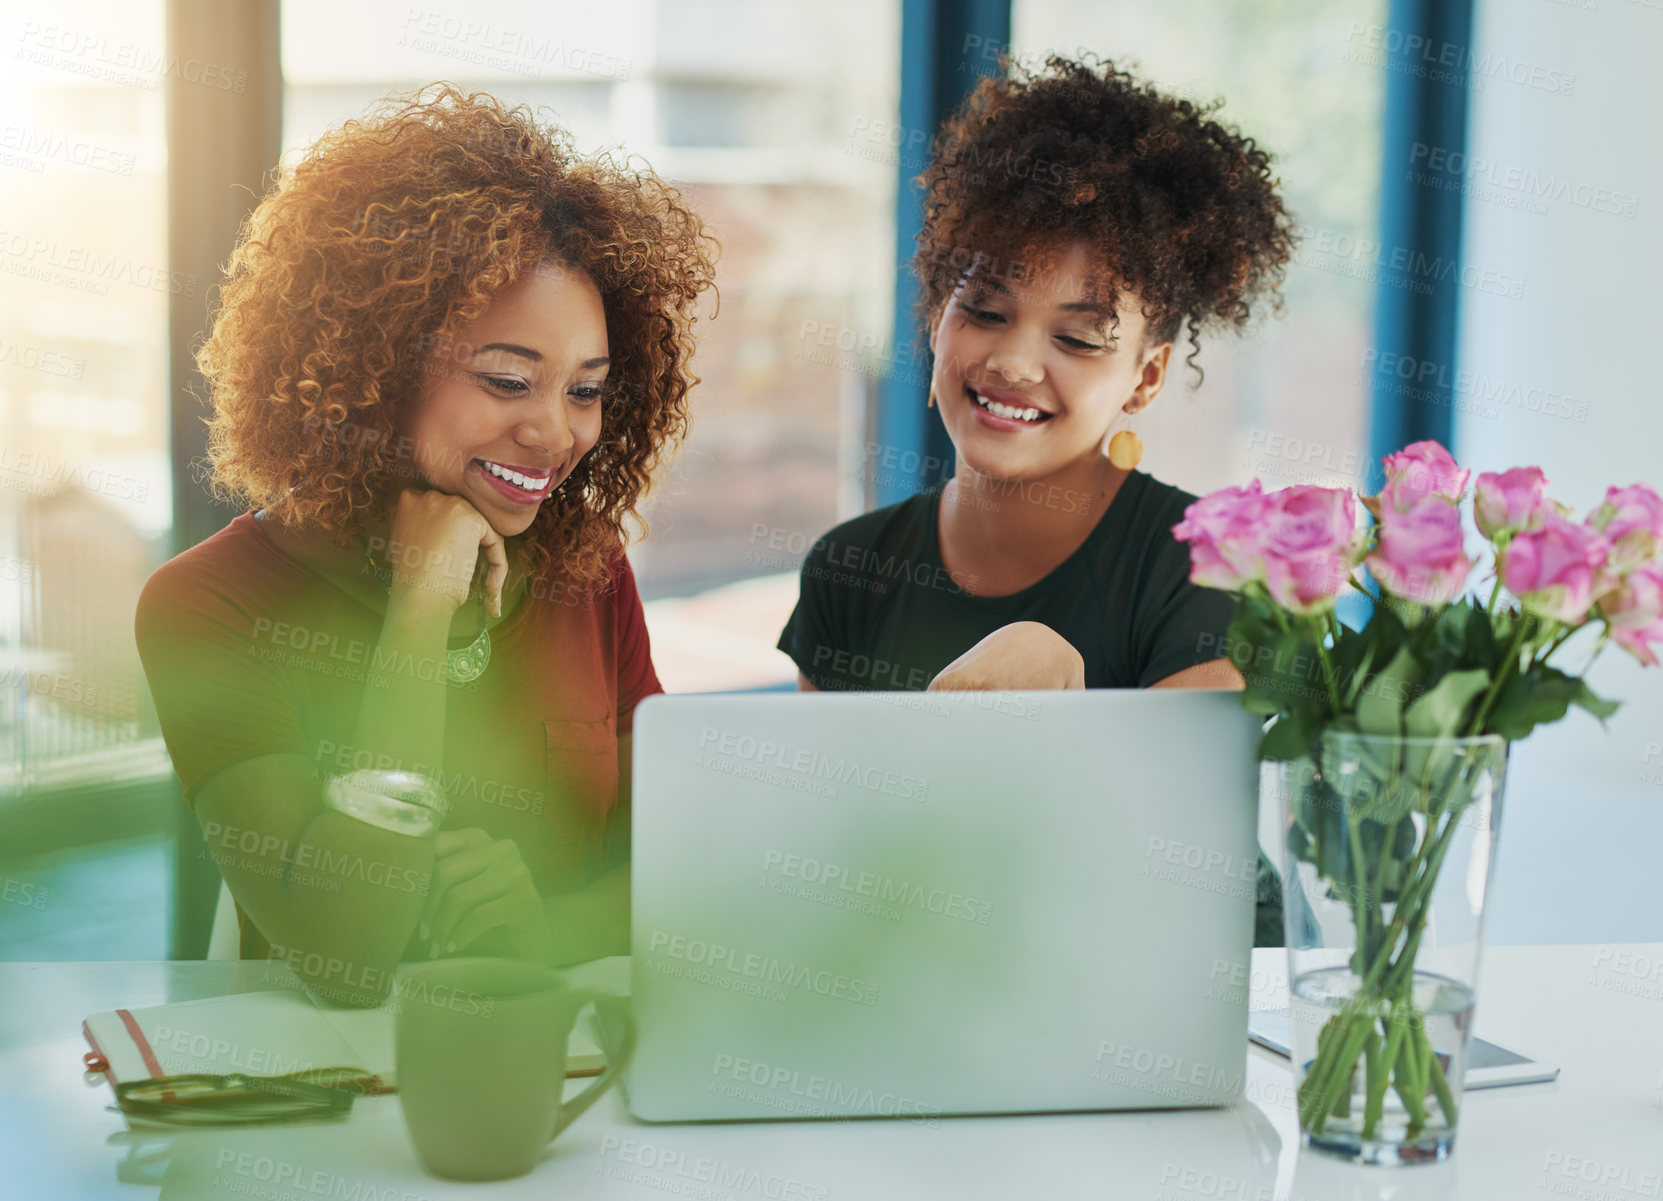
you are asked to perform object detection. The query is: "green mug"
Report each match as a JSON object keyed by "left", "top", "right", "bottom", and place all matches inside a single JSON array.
[{"left": 393, "top": 958, "right": 635, "bottom": 1181}]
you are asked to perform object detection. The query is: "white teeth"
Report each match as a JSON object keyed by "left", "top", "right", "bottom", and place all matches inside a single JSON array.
[
  {"left": 482, "top": 461, "right": 550, "bottom": 491},
  {"left": 972, "top": 391, "right": 1046, "bottom": 422}
]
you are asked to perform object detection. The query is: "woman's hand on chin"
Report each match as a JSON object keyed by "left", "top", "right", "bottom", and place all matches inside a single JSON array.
[
  {"left": 385, "top": 488, "right": 509, "bottom": 618},
  {"left": 927, "top": 621, "right": 1086, "bottom": 691}
]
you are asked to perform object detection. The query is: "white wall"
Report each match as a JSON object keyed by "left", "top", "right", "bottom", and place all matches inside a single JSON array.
[{"left": 1457, "top": 0, "right": 1663, "bottom": 944}]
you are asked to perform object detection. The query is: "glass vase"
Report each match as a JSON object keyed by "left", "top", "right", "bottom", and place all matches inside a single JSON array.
[{"left": 1266, "top": 731, "right": 1508, "bottom": 1166}]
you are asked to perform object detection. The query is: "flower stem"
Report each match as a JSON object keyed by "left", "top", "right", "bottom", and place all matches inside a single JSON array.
[
  {"left": 1393, "top": 1032, "right": 1429, "bottom": 1138},
  {"left": 1415, "top": 1011, "right": 1459, "bottom": 1126},
  {"left": 1581, "top": 628, "right": 1611, "bottom": 674},
  {"left": 1487, "top": 535, "right": 1514, "bottom": 618},
  {"left": 1363, "top": 1009, "right": 1405, "bottom": 1139},
  {"left": 1302, "top": 1010, "right": 1376, "bottom": 1131},
  {"left": 1293, "top": 746, "right": 1489, "bottom": 1147},
  {"left": 1465, "top": 616, "right": 1532, "bottom": 737},
  {"left": 1532, "top": 622, "right": 1576, "bottom": 670},
  {"left": 1345, "top": 810, "right": 1369, "bottom": 951},
  {"left": 1315, "top": 638, "right": 1345, "bottom": 710}
]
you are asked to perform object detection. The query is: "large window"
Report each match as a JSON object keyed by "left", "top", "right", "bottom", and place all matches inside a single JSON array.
[
  {"left": 279, "top": 0, "right": 901, "bottom": 691},
  {"left": 1014, "top": 0, "right": 1388, "bottom": 500},
  {"left": 0, "top": 0, "right": 178, "bottom": 960},
  {"left": 0, "top": 0, "right": 175, "bottom": 790},
  {"left": 0, "top": 0, "right": 1398, "bottom": 959}
]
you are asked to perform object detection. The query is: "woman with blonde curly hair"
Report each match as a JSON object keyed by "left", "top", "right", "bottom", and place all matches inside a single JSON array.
[{"left": 136, "top": 85, "right": 715, "bottom": 1001}]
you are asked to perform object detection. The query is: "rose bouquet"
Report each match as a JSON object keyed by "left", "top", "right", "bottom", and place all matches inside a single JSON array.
[{"left": 1173, "top": 441, "right": 1663, "bottom": 1159}]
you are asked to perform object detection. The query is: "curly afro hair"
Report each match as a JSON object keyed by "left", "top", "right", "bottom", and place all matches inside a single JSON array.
[
  {"left": 914, "top": 54, "right": 1295, "bottom": 378},
  {"left": 198, "top": 83, "right": 717, "bottom": 589}
]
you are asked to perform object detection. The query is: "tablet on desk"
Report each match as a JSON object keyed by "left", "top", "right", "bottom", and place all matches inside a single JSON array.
[{"left": 1247, "top": 1008, "right": 1560, "bottom": 1089}]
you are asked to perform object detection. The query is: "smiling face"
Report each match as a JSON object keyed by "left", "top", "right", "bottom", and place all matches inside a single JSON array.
[
  {"left": 929, "top": 242, "right": 1172, "bottom": 487},
  {"left": 398, "top": 260, "right": 610, "bottom": 537}
]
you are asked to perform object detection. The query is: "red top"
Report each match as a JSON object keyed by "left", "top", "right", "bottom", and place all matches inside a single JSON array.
[{"left": 135, "top": 512, "right": 662, "bottom": 956}]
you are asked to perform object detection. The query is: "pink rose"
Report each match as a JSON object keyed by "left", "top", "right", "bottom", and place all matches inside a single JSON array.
[
  {"left": 1366, "top": 492, "right": 1472, "bottom": 605},
  {"left": 1173, "top": 481, "right": 1269, "bottom": 592},
  {"left": 1473, "top": 467, "right": 1549, "bottom": 541},
  {"left": 1586, "top": 484, "right": 1663, "bottom": 574},
  {"left": 1598, "top": 562, "right": 1663, "bottom": 667},
  {"left": 1377, "top": 440, "right": 1471, "bottom": 513},
  {"left": 1502, "top": 511, "right": 1610, "bottom": 624},
  {"left": 1259, "top": 485, "right": 1361, "bottom": 615}
]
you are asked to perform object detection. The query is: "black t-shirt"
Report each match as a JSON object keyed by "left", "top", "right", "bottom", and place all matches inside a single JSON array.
[
  {"left": 777, "top": 469, "right": 1236, "bottom": 692},
  {"left": 777, "top": 468, "right": 1284, "bottom": 947}
]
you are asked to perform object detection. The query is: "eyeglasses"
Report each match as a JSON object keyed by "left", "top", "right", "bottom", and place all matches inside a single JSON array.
[{"left": 112, "top": 1066, "right": 374, "bottom": 1126}]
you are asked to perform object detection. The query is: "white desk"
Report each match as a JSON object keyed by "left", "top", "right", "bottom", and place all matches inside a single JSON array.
[{"left": 1, "top": 945, "right": 1658, "bottom": 1200}]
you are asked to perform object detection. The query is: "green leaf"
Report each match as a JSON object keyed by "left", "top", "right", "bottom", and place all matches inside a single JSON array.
[
  {"left": 1404, "top": 668, "right": 1491, "bottom": 741},
  {"left": 1259, "top": 710, "right": 1319, "bottom": 761},
  {"left": 1355, "top": 646, "right": 1423, "bottom": 738},
  {"left": 1333, "top": 602, "right": 1405, "bottom": 710},
  {"left": 1486, "top": 666, "right": 1621, "bottom": 740},
  {"left": 1329, "top": 622, "right": 1371, "bottom": 699},
  {"left": 1572, "top": 679, "right": 1621, "bottom": 723},
  {"left": 1431, "top": 603, "right": 1471, "bottom": 663},
  {"left": 1485, "top": 672, "right": 1536, "bottom": 741},
  {"left": 1463, "top": 601, "right": 1497, "bottom": 667},
  {"left": 1239, "top": 626, "right": 1324, "bottom": 718},
  {"left": 1225, "top": 607, "right": 1278, "bottom": 713},
  {"left": 1362, "top": 601, "right": 1408, "bottom": 659}
]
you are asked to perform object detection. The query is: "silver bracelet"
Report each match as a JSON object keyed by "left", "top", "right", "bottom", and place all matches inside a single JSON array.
[{"left": 323, "top": 770, "right": 449, "bottom": 837}]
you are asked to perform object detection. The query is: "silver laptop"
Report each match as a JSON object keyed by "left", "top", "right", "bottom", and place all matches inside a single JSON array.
[{"left": 625, "top": 688, "right": 1262, "bottom": 1122}]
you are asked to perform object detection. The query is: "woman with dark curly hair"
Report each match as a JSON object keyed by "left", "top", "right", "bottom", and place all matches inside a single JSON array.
[
  {"left": 136, "top": 85, "right": 715, "bottom": 1000},
  {"left": 777, "top": 55, "right": 1295, "bottom": 942}
]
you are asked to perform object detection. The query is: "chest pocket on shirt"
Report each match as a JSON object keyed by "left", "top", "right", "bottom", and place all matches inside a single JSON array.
[{"left": 544, "top": 714, "right": 620, "bottom": 820}]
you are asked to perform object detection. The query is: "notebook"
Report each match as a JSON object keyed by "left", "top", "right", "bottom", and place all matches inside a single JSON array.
[{"left": 83, "top": 957, "right": 628, "bottom": 1094}]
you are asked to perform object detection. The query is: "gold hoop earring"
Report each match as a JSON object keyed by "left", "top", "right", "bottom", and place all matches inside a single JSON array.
[{"left": 926, "top": 386, "right": 937, "bottom": 409}]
